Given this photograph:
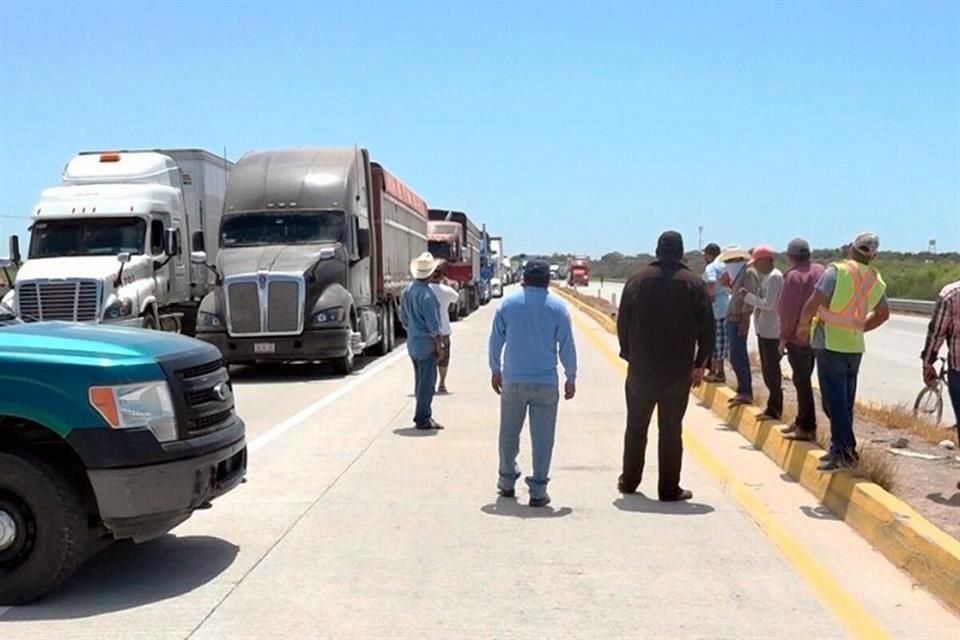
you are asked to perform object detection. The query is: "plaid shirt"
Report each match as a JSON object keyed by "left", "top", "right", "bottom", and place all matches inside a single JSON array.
[{"left": 921, "top": 280, "right": 960, "bottom": 371}]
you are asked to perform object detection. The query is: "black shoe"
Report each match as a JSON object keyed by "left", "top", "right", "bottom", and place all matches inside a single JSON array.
[
  {"left": 787, "top": 429, "right": 816, "bottom": 442},
  {"left": 818, "top": 455, "right": 857, "bottom": 473},
  {"left": 819, "top": 452, "right": 833, "bottom": 462},
  {"left": 659, "top": 488, "right": 693, "bottom": 502},
  {"left": 781, "top": 423, "right": 799, "bottom": 435},
  {"left": 618, "top": 477, "right": 638, "bottom": 494},
  {"left": 497, "top": 487, "right": 516, "bottom": 498},
  {"left": 759, "top": 410, "right": 781, "bottom": 421},
  {"left": 529, "top": 494, "right": 551, "bottom": 508},
  {"left": 423, "top": 419, "right": 445, "bottom": 430}
]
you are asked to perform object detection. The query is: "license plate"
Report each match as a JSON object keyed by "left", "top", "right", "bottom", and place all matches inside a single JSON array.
[{"left": 254, "top": 342, "right": 276, "bottom": 355}]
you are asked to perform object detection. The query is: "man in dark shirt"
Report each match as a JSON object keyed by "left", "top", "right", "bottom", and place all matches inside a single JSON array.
[{"left": 616, "top": 231, "right": 714, "bottom": 501}]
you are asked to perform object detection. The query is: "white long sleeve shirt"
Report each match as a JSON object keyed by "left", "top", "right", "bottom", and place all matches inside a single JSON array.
[{"left": 745, "top": 268, "right": 783, "bottom": 340}]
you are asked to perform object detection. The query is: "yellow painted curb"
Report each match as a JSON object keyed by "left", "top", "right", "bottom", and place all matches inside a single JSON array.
[{"left": 553, "top": 285, "right": 960, "bottom": 614}]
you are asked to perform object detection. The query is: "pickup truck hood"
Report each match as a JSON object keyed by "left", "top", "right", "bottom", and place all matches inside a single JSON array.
[
  {"left": 218, "top": 245, "right": 340, "bottom": 276},
  {"left": 0, "top": 321, "right": 214, "bottom": 366},
  {"left": 15, "top": 255, "right": 137, "bottom": 283}
]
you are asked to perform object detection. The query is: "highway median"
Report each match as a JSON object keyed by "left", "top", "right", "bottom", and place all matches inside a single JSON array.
[{"left": 552, "top": 284, "right": 960, "bottom": 614}]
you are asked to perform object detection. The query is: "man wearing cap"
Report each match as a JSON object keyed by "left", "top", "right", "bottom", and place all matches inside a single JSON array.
[
  {"left": 401, "top": 252, "right": 446, "bottom": 430},
  {"left": 489, "top": 259, "right": 577, "bottom": 507},
  {"left": 719, "top": 246, "right": 759, "bottom": 406},
  {"left": 429, "top": 263, "right": 460, "bottom": 394},
  {"left": 797, "top": 232, "right": 889, "bottom": 472},
  {"left": 702, "top": 243, "right": 731, "bottom": 383},
  {"left": 617, "top": 231, "right": 714, "bottom": 501},
  {"left": 778, "top": 238, "right": 825, "bottom": 441},
  {"left": 921, "top": 278, "right": 960, "bottom": 477},
  {"left": 741, "top": 246, "right": 784, "bottom": 420}
]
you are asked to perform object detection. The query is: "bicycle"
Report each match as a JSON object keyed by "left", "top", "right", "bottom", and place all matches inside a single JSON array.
[{"left": 913, "top": 357, "right": 952, "bottom": 427}]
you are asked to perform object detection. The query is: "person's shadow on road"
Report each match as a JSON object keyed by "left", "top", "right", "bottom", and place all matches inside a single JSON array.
[
  {"left": 926, "top": 491, "right": 960, "bottom": 508},
  {"left": 613, "top": 494, "right": 715, "bottom": 516},
  {"left": 481, "top": 497, "right": 573, "bottom": 519}
]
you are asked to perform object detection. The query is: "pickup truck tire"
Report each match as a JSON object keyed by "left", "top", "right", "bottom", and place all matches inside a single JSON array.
[{"left": 0, "top": 451, "right": 88, "bottom": 605}]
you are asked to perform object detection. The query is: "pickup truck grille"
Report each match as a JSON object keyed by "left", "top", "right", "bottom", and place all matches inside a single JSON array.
[
  {"left": 175, "top": 359, "right": 236, "bottom": 438},
  {"left": 17, "top": 280, "right": 101, "bottom": 322},
  {"left": 224, "top": 274, "right": 304, "bottom": 337}
]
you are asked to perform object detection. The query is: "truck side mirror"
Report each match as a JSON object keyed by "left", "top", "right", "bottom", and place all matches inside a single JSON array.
[
  {"left": 0, "top": 258, "right": 12, "bottom": 268},
  {"left": 117, "top": 252, "right": 132, "bottom": 264},
  {"left": 164, "top": 228, "right": 180, "bottom": 257},
  {"left": 9, "top": 235, "right": 20, "bottom": 266},
  {"left": 192, "top": 231, "right": 205, "bottom": 252},
  {"left": 191, "top": 250, "right": 208, "bottom": 265}
]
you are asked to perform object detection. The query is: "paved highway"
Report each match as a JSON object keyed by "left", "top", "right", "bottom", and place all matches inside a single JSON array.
[
  {"left": 577, "top": 279, "right": 956, "bottom": 427},
  {"left": 1, "top": 290, "right": 956, "bottom": 638}
]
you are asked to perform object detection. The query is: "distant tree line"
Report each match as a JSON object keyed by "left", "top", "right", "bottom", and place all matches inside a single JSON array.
[{"left": 513, "top": 251, "right": 960, "bottom": 301}]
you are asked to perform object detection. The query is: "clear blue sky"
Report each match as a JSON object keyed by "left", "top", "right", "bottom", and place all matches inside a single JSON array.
[{"left": 1, "top": 0, "right": 957, "bottom": 257}]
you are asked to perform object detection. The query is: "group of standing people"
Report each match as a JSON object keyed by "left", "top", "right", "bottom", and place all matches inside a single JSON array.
[
  {"left": 703, "top": 233, "right": 891, "bottom": 471},
  {"left": 400, "top": 227, "right": 958, "bottom": 507}
]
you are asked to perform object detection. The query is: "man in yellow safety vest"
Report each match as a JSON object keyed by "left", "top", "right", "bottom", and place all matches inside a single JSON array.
[{"left": 796, "top": 232, "right": 890, "bottom": 472}]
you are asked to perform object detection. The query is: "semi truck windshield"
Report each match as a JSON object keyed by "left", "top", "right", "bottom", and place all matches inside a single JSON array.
[
  {"left": 29, "top": 218, "right": 146, "bottom": 259},
  {"left": 220, "top": 211, "right": 345, "bottom": 247}
]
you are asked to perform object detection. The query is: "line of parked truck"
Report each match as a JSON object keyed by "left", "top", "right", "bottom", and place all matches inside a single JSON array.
[{"left": 0, "top": 146, "right": 504, "bottom": 605}]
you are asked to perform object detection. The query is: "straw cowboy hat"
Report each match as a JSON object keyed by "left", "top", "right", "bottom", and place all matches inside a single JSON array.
[
  {"left": 410, "top": 252, "right": 441, "bottom": 279},
  {"left": 717, "top": 245, "right": 751, "bottom": 263}
]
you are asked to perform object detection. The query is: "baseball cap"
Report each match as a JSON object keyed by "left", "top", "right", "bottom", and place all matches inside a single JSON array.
[
  {"left": 851, "top": 232, "right": 880, "bottom": 258},
  {"left": 749, "top": 245, "right": 776, "bottom": 263},
  {"left": 786, "top": 237, "right": 810, "bottom": 257}
]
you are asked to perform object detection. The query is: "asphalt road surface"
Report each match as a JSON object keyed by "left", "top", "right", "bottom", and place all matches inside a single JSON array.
[
  {"left": 579, "top": 279, "right": 956, "bottom": 427},
  {"left": 1, "top": 291, "right": 956, "bottom": 639}
]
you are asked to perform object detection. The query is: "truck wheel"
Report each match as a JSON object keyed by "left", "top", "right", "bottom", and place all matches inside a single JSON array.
[
  {"left": 332, "top": 349, "right": 354, "bottom": 375},
  {"left": 0, "top": 452, "right": 88, "bottom": 605},
  {"left": 371, "top": 304, "right": 391, "bottom": 357},
  {"left": 142, "top": 309, "right": 159, "bottom": 331}
]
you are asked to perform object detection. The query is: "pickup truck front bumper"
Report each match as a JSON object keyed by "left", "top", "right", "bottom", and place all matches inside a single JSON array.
[
  {"left": 196, "top": 328, "right": 351, "bottom": 364},
  {"left": 86, "top": 438, "right": 247, "bottom": 542}
]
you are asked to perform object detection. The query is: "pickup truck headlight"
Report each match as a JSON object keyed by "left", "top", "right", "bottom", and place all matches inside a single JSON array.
[
  {"left": 103, "top": 298, "right": 134, "bottom": 320},
  {"left": 89, "top": 382, "right": 177, "bottom": 443},
  {"left": 311, "top": 307, "right": 345, "bottom": 327},
  {"left": 197, "top": 310, "right": 224, "bottom": 329}
]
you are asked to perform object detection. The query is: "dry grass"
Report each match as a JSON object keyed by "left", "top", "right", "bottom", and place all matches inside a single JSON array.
[
  {"left": 854, "top": 402, "right": 955, "bottom": 447},
  {"left": 557, "top": 286, "right": 618, "bottom": 318}
]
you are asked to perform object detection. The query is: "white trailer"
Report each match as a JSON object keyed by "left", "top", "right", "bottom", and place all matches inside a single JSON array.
[{"left": 2, "top": 149, "right": 232, "bottom": 334}]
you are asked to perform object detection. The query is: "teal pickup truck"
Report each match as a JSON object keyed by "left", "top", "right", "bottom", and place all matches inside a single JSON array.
[{"left": 0, "top": 300, "right": 247, "bottom": 604}]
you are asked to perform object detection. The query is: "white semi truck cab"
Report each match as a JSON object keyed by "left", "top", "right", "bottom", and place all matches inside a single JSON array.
[{"left": 3, "top": 150, "right": 232, "bottom": 334}]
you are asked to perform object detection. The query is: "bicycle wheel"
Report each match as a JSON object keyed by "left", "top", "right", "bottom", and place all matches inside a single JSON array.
[{"left": 913, "top": 384, "right": 943, "bottom": 426}]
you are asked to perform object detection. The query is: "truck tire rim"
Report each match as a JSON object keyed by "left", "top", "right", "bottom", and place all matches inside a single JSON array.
[{"left": 0, "top": 492, "right": 36, "bottom": 569}]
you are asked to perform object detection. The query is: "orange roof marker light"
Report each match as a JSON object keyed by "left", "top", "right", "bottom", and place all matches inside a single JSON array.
[{"left": 99, "top": 152, "right": 121, "bottom": 163}]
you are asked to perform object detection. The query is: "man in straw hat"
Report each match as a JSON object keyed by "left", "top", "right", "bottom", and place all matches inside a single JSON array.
[
  {"left": 401, "top": 252, "right": 447, "bottom": 430},
  {"left": 797, "top": 232, "right": 889, "bottom": 472}
]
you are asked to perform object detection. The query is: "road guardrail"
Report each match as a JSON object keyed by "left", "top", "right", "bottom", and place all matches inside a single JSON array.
[{"left": 888, "top": 299, "right": 935, "bottom": 315}]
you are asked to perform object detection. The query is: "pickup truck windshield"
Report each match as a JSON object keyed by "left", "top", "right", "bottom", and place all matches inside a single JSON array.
[
  {"left": 220, "top": 211, "right": 345, "bottom": 247},
  {"left": 29, "top": 218, "right": 146, "bottom": 259}
]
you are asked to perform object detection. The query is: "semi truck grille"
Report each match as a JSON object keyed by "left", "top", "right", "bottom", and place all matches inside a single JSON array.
[
  {"left": 17, "top": 280, "right": 101, "bottom": 322},
  {"left": 225, "top": 274, "right": 304, "bottom": 337},
  {"left": 175, "top": 359, "right": 236, "bottom": 438}
]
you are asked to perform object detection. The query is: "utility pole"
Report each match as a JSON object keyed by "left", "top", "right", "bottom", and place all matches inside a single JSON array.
[{"left": 698, "top": 226, "right": 704, "bottom": 252}]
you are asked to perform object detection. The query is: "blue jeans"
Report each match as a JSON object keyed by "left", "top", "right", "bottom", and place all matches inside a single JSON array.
[
  {"left": 407, "top": 336, "right": 438, "bottom": 426},
  {"left": 817, "top": 350, "right": 863, "bottom": 459},
  {"left": 498, "top": 383, "right": 560, "bottom": 499},
  {"left": 948, "top": 369, "right": 960, "bottom": 440},
  {"left": 726, "top": 320, "right": 752, "bottom": 398}
]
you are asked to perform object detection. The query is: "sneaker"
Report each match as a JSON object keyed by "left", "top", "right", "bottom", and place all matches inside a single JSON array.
[
  {"left": 819, "top": 452, "right": 833, "bottom": 463},
  {"left": 758, "top": 410, "right": 780, "bottom": 421},
  {"left": 497, "top": 487, "right": 516, "bottom": 498},
  {"left": 415, "top": 419, "right": 445, "bottom": 430},
  {"left": 818, "top": 455, "right": 857, "bottom": 473},
  {"left": 659, "top": 488, "right": 693, "bottom": 502},
  {"left": 787, "top": 429, "right": 816, "bottom": 442},
  {"left": 728, "top": 395, "right": 753, "bottom": 407},
  {"left": 529, "top": 494, "right": 552, "bottom": 508}
]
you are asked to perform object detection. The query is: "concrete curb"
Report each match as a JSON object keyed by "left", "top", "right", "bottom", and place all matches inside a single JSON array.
[{"left": 552, "top": 285, "right": 960, "bottom": 614}]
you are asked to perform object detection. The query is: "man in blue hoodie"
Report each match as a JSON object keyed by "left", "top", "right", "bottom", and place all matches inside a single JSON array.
[{"left": 489, "top": 259, "right": 578, "bottom": 507}]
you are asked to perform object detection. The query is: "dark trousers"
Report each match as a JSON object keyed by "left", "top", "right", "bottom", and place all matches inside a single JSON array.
[
  {"left": 621, "top": 374, "right": 691, "bottom": 498},
  {"left": 948, "top": 369, "right": 960, "bottom": 441},
  {"left": 786, "top": 344, "right": 817, "bottom": 432},
  {"left": 816, "top": 350, "right": 862, "bottom": 459},
  {"left": 757, "top": 337, "right": 783, "bottom": 418}
]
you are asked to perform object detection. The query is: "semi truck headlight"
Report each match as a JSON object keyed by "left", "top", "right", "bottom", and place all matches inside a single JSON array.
[
  {"left": 311, "top": 307, "right": 345, "bottom": 326},
  {"left": 103, "top": 298, "right": 134, "bottom": 320},
  {"left": 89, "top": 382, "right": 177, "bottom": 443},
  {"left": 197, "top": 310, "right": 223, "bottom": 329}
]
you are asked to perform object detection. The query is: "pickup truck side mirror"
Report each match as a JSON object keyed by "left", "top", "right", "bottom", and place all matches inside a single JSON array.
[
  {"left": 8, "top": 235, "right": 21, "bottom": 266},
  {"left": 164, "top": 228, "right": 180, "bottom": 257}
]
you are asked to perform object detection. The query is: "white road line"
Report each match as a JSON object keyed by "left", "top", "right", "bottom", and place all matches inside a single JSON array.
[{"left": 248, "top": 348, "right": 409, "bottom": 453}]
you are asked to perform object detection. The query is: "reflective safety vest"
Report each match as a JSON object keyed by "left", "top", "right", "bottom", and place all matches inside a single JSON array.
[{"left": 816, "top": 260, "right": 886, "bottom": 353}]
